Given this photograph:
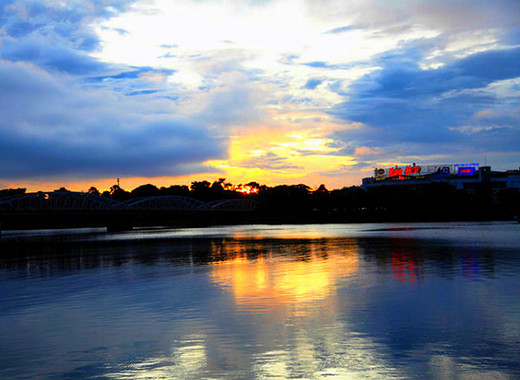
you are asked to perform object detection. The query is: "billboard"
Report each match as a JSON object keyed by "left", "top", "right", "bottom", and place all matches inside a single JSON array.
[{"left": 374, "top": 163, "right": 479, "bottom": 179}]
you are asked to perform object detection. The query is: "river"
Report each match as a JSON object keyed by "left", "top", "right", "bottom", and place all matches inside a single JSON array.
[{"left": 1, "top": 222, "right": 519, "bottom": 379}]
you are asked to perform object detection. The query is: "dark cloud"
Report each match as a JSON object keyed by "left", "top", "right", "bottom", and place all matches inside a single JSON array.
[
  {"left": 329, "top": 46, "right": 520, "bottom": 158},
  {"left": 2, "top": 20, "right": 46, "bottom": 38},
  {"left": 0, "top": 61, "right": 227, "bottom": 179},
  {"left": 1, "top": 36, "right": 107, "bottom": 74},
  {"left": 0, "top": 0, "right": 136, "bottom": 51}
]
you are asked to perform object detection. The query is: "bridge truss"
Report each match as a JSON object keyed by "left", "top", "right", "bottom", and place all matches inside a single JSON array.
[{"left": 0, "top": 192, "right": 257, "bottom": 212}]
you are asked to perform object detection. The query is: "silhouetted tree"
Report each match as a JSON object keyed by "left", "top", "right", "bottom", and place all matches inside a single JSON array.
[
  {"left": 330, "top": 186, "right": 367, "bottom": 215},
  {"left": 159, "top": 185, "right": 190, "bottom": 196},
  {"left": 261, "top": 184, "right": 312, "bottom": 215},
  {"left": 131, "top": 184, "right": 160, "bottom": 198},
  {"left": 314, "top": 184, "right": 329, "bottom": 194},
  {"left": 210, "top": 179, "right": 226, "bottom": 194},
  {"left": 190, "top": 180, "right": 212, "bottom": 201},
  {"left": 190, "top": 181, "right": 211, "bottom": 192},
  {"left": 88, "top": 187, "right": 100, "bottom": 196},
  {"left": 0, "top": 188, "right": 26, "bottom": 197},
  {"left": 110, "top": 184, "right": 130, "bottom": 201}
]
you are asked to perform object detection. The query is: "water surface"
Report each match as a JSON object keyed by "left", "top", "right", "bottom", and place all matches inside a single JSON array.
[{"left": 1, "top": 222, "right": 519, "bottom": 379}]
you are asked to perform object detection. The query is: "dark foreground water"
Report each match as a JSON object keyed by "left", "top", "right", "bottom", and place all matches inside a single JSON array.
[{"left": 1, "top": 222, "right": 519, "bottom": 379}]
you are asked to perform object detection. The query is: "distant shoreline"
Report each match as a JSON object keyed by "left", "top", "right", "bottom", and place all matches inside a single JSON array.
[{"left": 1, "top": 210, "right": 517, "bottom": 233}]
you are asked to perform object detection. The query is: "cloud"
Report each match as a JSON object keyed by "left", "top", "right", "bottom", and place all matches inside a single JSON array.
[
  {"left": 303, "top": 78, "right": 323, "bottom": 90},
  {"left": 86, "top": 67, "right": 175, "bottom": 85},
  {"left": 302, "top": 61, "right": 333, "bottom": 69},
  {"left": 160, "top": 44, "right": 178, "bottom": 49},
  {"left": 0, "top": 2, "right": 270, "bottom": 183},
  {"left": 113, "top": 27, "right": 128, "bottom": 36},
  {"left": 474, "top": 109, "right": 495, "bottom": 119},
  {"left": 193, "top": 71, "right": 266, "bottom": 128},
  {"left": 127, "top": 89, "right": 160, "bottom": 96},
  {"left": 329, "top": 46, "right": 520, "bottom": 157},
  {"left": 1, "top": 0, "right": 136, "bottom": 51},
  {"left": 239, "top": 152, "right": 303, "bottom": 171},
  {"left": 307, "top": 0, "right": 520, "bottom": 35},
  {"left": 1, "top": 0, "right": 519, "bottom": 187},
  {"left": 353, "top": 146, "right": 381, "bottom": 156},
  {"left": 0, "top": 60, "right": 227, "bottom": 179},
  {"left": 324, "top": 25, "right": 361, "bottom": 34},
  {"left": 320, "top": 162, "right": 372, "bottom": 178},
  {"left": 1, "top": 36, "right": 108, "bottom": 75}
]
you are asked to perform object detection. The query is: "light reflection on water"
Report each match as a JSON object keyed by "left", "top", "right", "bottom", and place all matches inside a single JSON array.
[
  {"left": 208, "top": 239, "right": 358, "bottom": 316},
  {"left": 0, "top": 222, "right": 519, "bottom": 379}
]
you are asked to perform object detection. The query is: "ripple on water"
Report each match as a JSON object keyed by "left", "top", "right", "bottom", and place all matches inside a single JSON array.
[{"left": 0, "top": 222, "right": 519, "bottom": 379}]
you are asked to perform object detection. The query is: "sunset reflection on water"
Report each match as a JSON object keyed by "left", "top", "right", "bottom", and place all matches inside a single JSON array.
[
  {"left": 208, "top": 239, "right": 359, "bottom": 316},
  {"left": 1, "top": 223, "right": 519, "bottom": 379}
]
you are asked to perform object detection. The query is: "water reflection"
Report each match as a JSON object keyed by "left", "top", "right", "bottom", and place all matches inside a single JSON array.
[
  {"left": 355, "top": 237, "right": 499, "bottom": 282},
  {"left": 105, "top": 334, "right": 208, "bottom": 380},
  {"left": 390, "top": 239, "right": 421, "bottom": 283},
  {"left": 208, "top": 239, "right": 358, "bottom": 315},
  {"left": 1, "top": 224, "right": 519, "bottom": 379}
]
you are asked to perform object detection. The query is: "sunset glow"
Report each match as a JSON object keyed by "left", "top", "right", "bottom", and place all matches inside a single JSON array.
[
  {"left": 209, "top": 240, "right": 359, "bottom": 315},
  {"left": 0, "top": 0, "right": 519, "bottom": 191},
  {"left": 235, "top": 185, "right": 259, "bottom": 195}
]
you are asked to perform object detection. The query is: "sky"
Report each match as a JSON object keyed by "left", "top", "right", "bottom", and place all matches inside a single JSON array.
[{"left": 0, "top": 0, "right": 519, "bottom": 192}]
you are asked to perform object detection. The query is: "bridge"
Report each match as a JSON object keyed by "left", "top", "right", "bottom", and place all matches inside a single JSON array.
[
  {"left": 0, "top": 191, "right": 257, "bottom": 212},
  {"left": 0, "top": 191, "right": 257, "bottom": 232}
]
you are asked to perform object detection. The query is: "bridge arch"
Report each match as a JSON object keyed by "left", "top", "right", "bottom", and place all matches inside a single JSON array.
[
  {"left": 118, "top": 196, "right": 210, "bottom": 210},
  {"left": 0, "top": 191, "right": 119, "bottom": 211},
  {"left": 0, "top": 192, "right": 256, "bottom": 212},
  {"left": 208, "top": 199, "right": 257, "bottom": 211}
]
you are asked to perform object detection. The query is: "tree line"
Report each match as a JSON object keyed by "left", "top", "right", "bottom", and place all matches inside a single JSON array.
[{"left": 1, "top": 178, "right": 519, "bottom": 222}]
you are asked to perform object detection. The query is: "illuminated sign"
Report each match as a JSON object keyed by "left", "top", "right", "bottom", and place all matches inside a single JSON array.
[
  {"left": 458, "top": 167, "right": 477, "bottom": 176},
  {"left": 435, "top": 166, "right": 451, "bottom": 176},
  {"left": 385, "top": 164, "right": 422, "bottom": 179},
  {"left": 388, "top": 166, "right": 402, "bottom": 177},
  {"left": 404, "top": 165, "right": 421, "bottom": 175},
  {"left": 387, "top": 165, "right": 422, "bottom": 178},
  {"left": 374, "top": 163, "right": 479, "bottom": 179}
]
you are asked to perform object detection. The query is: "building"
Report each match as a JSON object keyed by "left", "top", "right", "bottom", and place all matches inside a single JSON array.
[{"left": 362, "top": 163, "right": 520, "bottom": 193}]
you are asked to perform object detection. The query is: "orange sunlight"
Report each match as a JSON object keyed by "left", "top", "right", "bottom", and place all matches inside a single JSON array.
[
  {"left": 209, "top": 239, "right": 359, "bottom": 317},
  {"left": 2, "top": 112, "right": 369, "bottom": 192}
]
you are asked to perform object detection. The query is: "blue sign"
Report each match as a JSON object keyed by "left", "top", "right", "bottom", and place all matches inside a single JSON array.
[{"left": 458, "top": 167, "right": 477, "bottom": 176}]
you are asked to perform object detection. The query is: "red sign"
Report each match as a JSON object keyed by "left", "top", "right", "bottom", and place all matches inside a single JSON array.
[
  {"left": 388, "top": 166, "right": 402, "bottom": 177},
  {"left": 405, "top": 165, "right": 421, "bottom": 175},
  {"left": 389, "top": 165, "right": 421, "bottom": 178}
]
